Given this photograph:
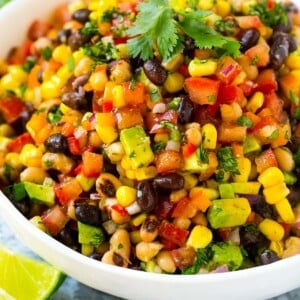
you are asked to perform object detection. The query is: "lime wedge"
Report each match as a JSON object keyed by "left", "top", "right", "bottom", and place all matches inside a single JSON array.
[{"left": 0, "top": 245, "right": 65, "bottom": 300}]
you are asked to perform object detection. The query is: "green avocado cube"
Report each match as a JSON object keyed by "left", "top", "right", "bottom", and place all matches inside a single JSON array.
[
  {"left": 78, "top": 222, "right": 105, "bottom": 248},
  {"left": 120, "top": 126, "right": 154, "bottom": 169},
  {"left": 23, "top": 181, "right": 55, "bottom": 206},
  {"left": 218, "top": 183, "right": 235, "bottom": 199}
]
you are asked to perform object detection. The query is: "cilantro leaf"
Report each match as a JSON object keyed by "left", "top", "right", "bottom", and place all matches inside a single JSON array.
[
  {"left": 182, "top": 248, "right": 212, "bottom": 275},
  {"left": 217, "top": 146, "right": 240, "bottom": 177},
  {"left": 237, "top": 115, "right": 253, "bottom": 128},
  {"left": 249, "top": 0, "right": 288, "bottom": 27}
]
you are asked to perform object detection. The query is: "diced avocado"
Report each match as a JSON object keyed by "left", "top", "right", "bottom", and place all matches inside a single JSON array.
[
  {"left": 207, "top": 198, "right": 251, "bottom": 229},
  {"left": 184, "top": 152, "right": 208, "bottom": 173},
  {"left": 243, "top": 135, "right": 261, "bottom": 155},
  {"left": 120, "top": 126, "right": 154, "bottom": 169},
  {"left": 78, "top": 221, "right": 105, "bottom": 248},
  {"left": 212, "top": 242, "right": 243, "bottom": 271},
  {"left": 218, "top": 183, "right": 235, "bottom": 199},
  {"left": 231, "top": 182, "right": 261, "bottom": 194},
  {"left": 23, "top": 181, "right": 55, "bottom": 206},
  {"left": 3, "top": 182, "right": 27, "bottom": 201}
]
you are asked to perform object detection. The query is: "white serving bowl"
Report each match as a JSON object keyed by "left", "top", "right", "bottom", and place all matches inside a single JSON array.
[{"left": 1, "top": 1, "right": 300, "bottom": 299}]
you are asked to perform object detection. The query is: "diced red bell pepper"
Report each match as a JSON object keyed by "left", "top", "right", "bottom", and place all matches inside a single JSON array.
[
  {"left": 67, "top": 136, "right": 82, "bottom": 155},
  {"left": 82, "top": 150, "right": 103, "bottom": 177},
  {"left": 41, "top": 205, "right": 69, "bottom": 236},
  {"left": 122, "top": 81, "right": 145, "bottom": 106},
  {"left": 102, "top": 100, "right": 113, "bottom": 113},
  {"left": 159, "top": 221, "right": 189, "bottom": 247},
  {"left": 0, "top": 95, "right": 26, "bottom": 123},
  {"left": 263, "top": 91, "right": 284, "bottom": 122},
  {"left": 7, "top": 132, "right": 34, "bottom": 153},
  {"left": 182, "top": 143, "right": 197, "bottom": 157},
  {"left": 146, "top": 110, "right": 178, "bottom": 134},
  {"left": 184, "top": 77, "right": 220, "bottom": 105},
  {"left": 172, "top": 196, "right": 197, "bottom": 219},
  {"left": 254, "top": 69, "right": 278, "bottom": 93}
]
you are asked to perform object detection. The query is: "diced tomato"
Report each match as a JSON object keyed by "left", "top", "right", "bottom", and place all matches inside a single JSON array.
[
  {"left": 155, "top": 150, "right": 184, "bottom": 173},
  {"left": 115, "top": 107, "right": 144, "bottom": 130},
  {"left": 7, "top": 39, "right": 32, "bottom": 65},
  {"left": 235, "top": 16, "right": 263, "bottom": 29},
  {"left": 27, "top": 20, "right": 51, "bottom": 41},
  {"left": 0, "top": 95, "right": 26, "bottom": 123},
  {"left": 182, "top": 143, "right": 197, "bottom": 157},
  {"left": 263, "top": 91, "right": 284, "bottom": 122},
  {"left": 102, "top": 100, "right": 113, "bottom": 113},
  {"left": 54, "top": 178, "right": 83, "bottom": 205},
  {"left": 7, "top": 133, "right": 34, "bottom": 153},
  {"left": 82, "top": 150, "right": 103, "bottom": 177},
  {"left": 172, "top": 196, "right": 197, "bottom": 218},
  {"left": 111, "top": 204, "right": 129, "bottom": 217},
  {"left": 67, "top": 136, "right": 81, "bottom": 155},
  {"left": 41, "top": 205, "right": 69, "bottom": 236},
  {"left": 184, "top": 77, "right": 220, "bottom": 105},
  {"left": 159, "top": 221, "right": 189, "bottom": 247},
  {"left": 216, "top": 56, "right": 242, "bottom": 84},
  {"left": 146, "top": 110, "right": 178, "bottom": 134},
  {"left": 239, "top": 80, "right": 255, "bottom": 97},
  {"left": 255, "top": 148, "right": 278, "bottom": 173},
  {"left": 217, "top": 83, "right": 245, "bottom": 106},
  {"left": 254, "top": 69, "right": 278, "bottom": 93},
  {"left": 160, "top": 238, "right": 178, "bottom": 251},
  {"left": 245, "top": 44, "right": 270, "bottom": 67}
]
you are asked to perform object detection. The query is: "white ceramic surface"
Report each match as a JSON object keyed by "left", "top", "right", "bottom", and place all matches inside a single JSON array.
[{"left": 1, "top": 1, "right": 300, "bottom": 299}]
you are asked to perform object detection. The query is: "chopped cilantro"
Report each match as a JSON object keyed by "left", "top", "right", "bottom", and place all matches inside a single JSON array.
[
  {"left": 101, "top": 8, "right": 118, "bottom": 22},
  {"left": 289, "top": 90, "right": 300, "bottom": 105},
  {"left": 160, "top": 121, "right": 178, "bottom": 130},
  {"left": 196, "top": 146, "right": 209, "bottom": 164},
  {"left": 149, "top": 88, "right": 160, "bottom": 102},
  {"left": 129, "top": 77, "right": 137, "bottom": 90},
  {"left": 217, "top": 146, "right": 240, "bottom": 177},
  {"left": 19, "top": 83, "right": 27, "bottom": 97},
  {"left": 249, "top": 0, "right": 288, "bottom": 27},
  {"left": 41, "top": 46, "right": 52, "bottom": 61},
  {"left": 3, "top": 164, "right": 13, "bottom": 181},
  {"left": 250, "top": 55, "right": 259, "bottom": 66},
  {"left": 168, "top": 97, "right": 181, "bottom": 109},
  {"left": 215, "top": 19, "right": 238, "bottom": 36},
  {"left": 293, "top": 107, "right": 300, "bottom": 120},
  {"left": 80, "top": 21, "right": 99, "bottom": 37},
  {"left": 269, "top": 129, "right": 279, "bottom": 140},
  {"left": 294, "top": 148, "right": 300, "bottom": 166},
  {"left": 127, "top": 0, "right": 240, "bottom": 61},
  {"left": 152, "top": 141, "right": 166, "bottom": 153},
  {"left": 182, "top": 247, "right": 212, "bottom": 275},
  {"left": 47, "top": 107, "right": 63, "bottom": 125},
  {"left": 22, "top": 56, "right": 37, "bottom": 73},
  {"left": 237, "top": 115, "right": 253, "bottom": 128}
]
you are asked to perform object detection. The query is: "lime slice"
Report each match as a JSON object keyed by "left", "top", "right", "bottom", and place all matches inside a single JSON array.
[{"left": 0, "top": 245, "right": 65, "bottom": 300}]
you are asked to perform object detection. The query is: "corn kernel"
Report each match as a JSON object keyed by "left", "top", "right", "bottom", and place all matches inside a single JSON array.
[
  {"left": 131, "top": 212, "right": 148, "bottom": 227},
  {"left": 0, "top": 73, "right": 20, "bottom": 91},
  {"left": 162, "top": 53, "right": 184, "bottom": 72},
  {"left": 169, "top": 0, "right": 187, "bottom": 11},
  {"left": 285, "top": 48, "right": 300, "bottom": 70},
  {"left": 201, "top": 123, "right": 217, "bottom": 149},
  {"left": 258, "top": 167, "right": 285, "bottom": 188},
  {"left": 112, "top": 84, "right": 126, "bottom": 108},
  {"left": 258, "top": 218, "right": 285, "bottom": 242},
  {"left": 116, "top": 186, "right": 137, "bottom": 207},
  {"left": 263, "top": 183, "right": 289, "bottom": 205},
  {"left": 215, "top": 0, "right": 231, "bottom": 17},
  {"left": 197, "top": 0, "right": 214, "bottom": 10},
  {"left": 0, "top": 124, "right": 15, "bottom": 137},
  {"left": 269, "top": 241, "right": 284, "bottom": 258},
  {"left": 233, "top": 157, "right": 251, "bottom": 183},
  {"left": 81, "top": 244, "right": 94, "bottom": 256},
  {"left": 19, "top": 144, "right": 43, "bottom": 168},
  {"left": 274, "top": 198, "right": 295, "bottom": 224},
  {"left": 183, "top": 173, "right": 198, "bottom": 190},
  {"left": 246, "top": 92, "right": 264, "bottom": 113},
  {"left": 121, "top": 155, "right": 132, "bottom": 170},
  {"left": 68, "top": 0, "right": 86, "bottom": 14},
  {"left": 187, "top": 225, "right": 213, "bottom": 249},
  {"left": 130, "top": 230, "right": 142, "bottom": 244},
  {"left": 125, "top": 169, "right": 136, "bottom": 180},
  {"left": 5, "top": 152, "right": 22, "bottom": 170},
  {"left": 41, "top": 80, "right": 61, "bottom": 99},
  {"left": 76, "top": 173, "right": 96, "bottom": 192},
  {"left": 163, "top": 72, "right": 185, "bottom": 94},
  {"left": 89, "top": 68, "right": 108, "bottom": 92},
  {"left": 96, "top": 126, "right": 118, "bottom": 144},
  {"left": 52, "top": 44, "right": 72, "bottom": 64},
  {"left": 30, "top": 216, "right": 47, "bottom": 232},
  {"left": 135, "top": 166, "right": 158, "bottom": 181},
  {"left": 190, "top": 186, "right": 219, "bottom": 200},
  {"left": 0, "top": 137, "right": 11, "bottom": 152},
  {"left": 154, "top": 133, "right": 169, "bottom": 144},
  {"left": 188, "top": 58, "right": 217, "bottom": 77},
  {"left": 116, "top": 44, "right": 130, "bottom": 59}
]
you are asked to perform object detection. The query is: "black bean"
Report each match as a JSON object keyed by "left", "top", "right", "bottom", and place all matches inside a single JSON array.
[
  {"left": 75, "top": 202, "right": 101, "bottom": 226},
  {"left": 274, "top": 15, "right": 293, "bottom": 33},
  {"left": 253, "top": 197, "right": 277, "bottom": 219},
  {"left": 177, "top": 95, "right": 194, "bottom": 124},
  {"left": 57, "top": 29, "right": 71, "bottom": 44},
  {"left": 153, "top": 173, "right": 185, "bottom": 191},
  {"left": 143, "top": 60, "right": 167, "bottom": 86},
  {"left": 260, "top": 249, "right": 279, "bottom": 265},
  {"left": 89, "top": 253, "right": 102, "bottom": 261},
  {"left": 137, "top": 181, "right": 158, "bottom": 213},
  {"left": 270, "top": 34, "right": 290, "bottom": 69},
  {"left": 13, "top": 199, "right": 31, "bottom": 217},
  {"left": 56, "top": 227, "right": 79, "bottom": 250},
  {"left": 287, "top": 187, "right": 300, "bottom": 207},
  {"left": 44, "top": 133, "right": 69, "bottom": 153},
  {"left": 67, "top": 30, "right": 88, "bottom": 51},
  {"left": 61, "top": 89, "right": 88, "bottom": 111},
  {"left": 72, "top": 9, "right": 91, "bottom": 24},
  {"left": 240, "top": 28, "right": 260, "bottom": 52},
  {"left": 113, "top": 252, "right": 126, "bottom": 267},
  {"left": 183, "top": 37, "right": 196, "bottom": 58}
]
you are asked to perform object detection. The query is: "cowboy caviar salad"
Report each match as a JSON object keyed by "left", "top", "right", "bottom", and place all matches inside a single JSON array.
[{"left": 1, "top": 0, "right": 300, "bottom": 274}]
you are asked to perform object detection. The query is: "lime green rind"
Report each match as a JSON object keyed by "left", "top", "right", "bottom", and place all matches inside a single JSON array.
[{"left": 0, "top": 245, "right": 65, "bottom": 300}]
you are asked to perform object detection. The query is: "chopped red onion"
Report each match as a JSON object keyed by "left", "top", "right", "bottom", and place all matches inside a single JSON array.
[
  {"left": 222, "top": 64, "right": 234, "bottom": 76},
  {"left": 212, "top": 265, "right": 229, "bottom": 273}
]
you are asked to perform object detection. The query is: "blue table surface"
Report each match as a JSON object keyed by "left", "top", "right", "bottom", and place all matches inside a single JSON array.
[{"left": 0, "top": 215, "right": 300, "bottom": 300}]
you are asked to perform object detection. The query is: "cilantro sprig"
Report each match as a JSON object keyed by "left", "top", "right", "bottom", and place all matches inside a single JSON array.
[{"left": 127, "top": 0, "right": 240, "bottom": 61}]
